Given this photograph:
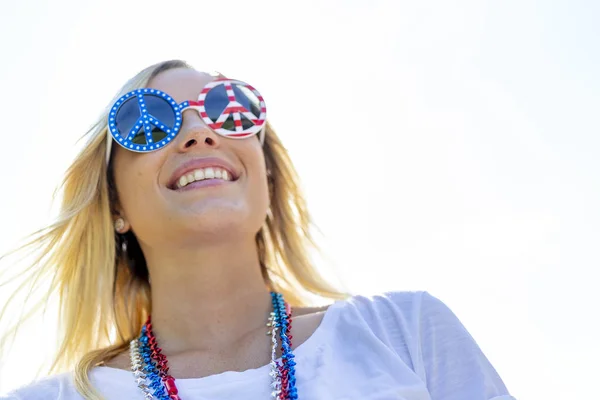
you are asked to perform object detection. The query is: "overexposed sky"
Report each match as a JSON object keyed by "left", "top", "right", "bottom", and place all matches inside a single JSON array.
[{"left": 0, "top": 0, "right": 598, "bottom": 398}]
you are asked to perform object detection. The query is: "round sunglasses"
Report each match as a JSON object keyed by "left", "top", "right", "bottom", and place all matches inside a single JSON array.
[{"left": 107, "top": 78, "right": 267, "bottom": 154}]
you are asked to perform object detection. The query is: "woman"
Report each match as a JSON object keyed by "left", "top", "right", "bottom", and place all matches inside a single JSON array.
[{"left": 0, "top": 60, "right": 515, "bottom": 399}]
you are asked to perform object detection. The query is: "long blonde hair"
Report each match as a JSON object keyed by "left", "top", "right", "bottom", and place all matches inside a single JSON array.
[{"left": 0, "top": 60, "right": 346, "bottom": 399}]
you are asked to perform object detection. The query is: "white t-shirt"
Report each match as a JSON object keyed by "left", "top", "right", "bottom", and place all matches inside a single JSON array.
[{"left": 1, "top": 291, "right": 516, "bottom": 400}]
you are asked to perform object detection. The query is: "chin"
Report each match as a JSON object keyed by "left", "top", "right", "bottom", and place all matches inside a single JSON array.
[{"left": 180, "top": 209, "right": 257, "bottom": 241}]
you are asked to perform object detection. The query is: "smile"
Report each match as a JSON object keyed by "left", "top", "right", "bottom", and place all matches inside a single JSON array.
[{"left": 174, "top": 167, "right": 233, "bottom": 189}]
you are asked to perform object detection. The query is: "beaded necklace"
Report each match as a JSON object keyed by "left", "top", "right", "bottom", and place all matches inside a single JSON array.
[{"left": 129, "top": 292, "right": 298, "bottom": 399}]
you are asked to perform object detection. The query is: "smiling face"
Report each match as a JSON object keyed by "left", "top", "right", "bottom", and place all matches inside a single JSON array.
[{"left": 111, "top": 68, "right": 270, "bottom": 249}]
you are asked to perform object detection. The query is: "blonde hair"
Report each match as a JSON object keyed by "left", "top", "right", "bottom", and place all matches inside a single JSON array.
[{"left": 0, "top": 60, "right": 347, "bottom": 399}]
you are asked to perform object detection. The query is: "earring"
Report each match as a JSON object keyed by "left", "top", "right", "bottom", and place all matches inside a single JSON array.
[
  {"left": 121, "top": 238, "right": 128, "bottom": 253},
  {"left": 114, "top": 217, "right": 126, "bottom": 233}
]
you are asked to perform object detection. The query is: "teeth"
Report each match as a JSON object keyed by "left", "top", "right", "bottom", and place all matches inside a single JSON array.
[
  {"left": 175, "top": 167, "right": 233, "bottom": 189},
  {"left": 194, "top": 169, "right": 205, "bottom": 180},
  {"left": 178, "top": 175, "right": 188, "bottom": 188}
]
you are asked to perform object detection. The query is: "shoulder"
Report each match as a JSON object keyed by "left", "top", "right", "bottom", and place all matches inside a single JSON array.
[
  {"left": 334, "top": 289, "right": 478, "bottom": 353},
  {"left": 332, "top": 291, "right": 514, "bottom": 398},
  {"left": 330, "top": 290, "right": 462, "bottom": 363},
  {"left": 0, "top": 372, "right": 74, "bottom": 400},
  {"left": 338, "top": 289, "right": 458, "bottom": 324},
  {"left": 312, "top": 290, "right": 451, "bottom": 382},
  {"left": 328, "top": 290, "right": 435, "bottom": 356},
  {"left": 337, "top": 290, "right": 443, "bottom": 329}
]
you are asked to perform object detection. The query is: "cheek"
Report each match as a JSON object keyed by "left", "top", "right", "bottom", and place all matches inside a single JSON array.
[
  {"left": 244, "top": 144, "right": 270, "bottom": 211},
  {"left": 247, "top": 169, "right": 270, "bottom": 233},
  {"left": 117, "top": 171, "right": 149, "bottom": 204},
  {"left": 112, "top": 154, "right": 161, "bottom": 216},
  {"left": 252, "top": 173, "right": 270, "bottom": 211}
]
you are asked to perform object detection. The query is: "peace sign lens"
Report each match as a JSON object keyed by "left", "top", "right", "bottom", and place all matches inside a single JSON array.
[
  {"left": 108, "top": 79, "right": 267, "bottom": 154},
  {"left": 108, "top": 89, "right": 182, "bottom": 153},
  {"left": 198, "top": 80, "right": 266, "bottom": 138}
]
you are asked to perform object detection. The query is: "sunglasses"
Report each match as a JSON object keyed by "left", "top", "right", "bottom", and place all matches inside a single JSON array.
[{"left": 106, "top": 78, "right": 267, "bottom": 157}]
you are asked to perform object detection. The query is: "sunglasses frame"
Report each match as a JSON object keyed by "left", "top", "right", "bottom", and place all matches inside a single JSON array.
[{"left": 107, "top": 78, "right": 267, "bottom": 154}]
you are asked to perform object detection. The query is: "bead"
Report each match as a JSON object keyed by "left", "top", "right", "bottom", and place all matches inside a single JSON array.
[
  {"left": 131, "top": 291, "right": 296, "bottom": 400},
  {"left": 165, "top": 377, "right": 178, "bottom": 394}
]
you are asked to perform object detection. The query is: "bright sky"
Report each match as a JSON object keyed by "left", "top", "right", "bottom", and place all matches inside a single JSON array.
[{"left": 0, "top": 0, "right": 598, "bottom": 398}]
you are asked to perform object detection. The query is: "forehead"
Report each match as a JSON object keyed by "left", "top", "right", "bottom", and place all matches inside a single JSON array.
[{"left": 148, "top": 68, "right": 215, "bottom": 102}]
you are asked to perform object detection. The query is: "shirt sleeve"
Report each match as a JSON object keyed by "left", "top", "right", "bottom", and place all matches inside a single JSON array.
[{"left": 417, "top": 291, "right": 516, "bottom": 400}]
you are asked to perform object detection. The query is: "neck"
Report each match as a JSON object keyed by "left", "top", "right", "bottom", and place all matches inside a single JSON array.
[{"left": 140, "top": 236, "right": 273, "bottom": 354}]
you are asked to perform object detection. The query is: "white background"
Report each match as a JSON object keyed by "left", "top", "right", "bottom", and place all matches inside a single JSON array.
[{"left": 0, "top": 0, "right": 598, "bottom": 399}]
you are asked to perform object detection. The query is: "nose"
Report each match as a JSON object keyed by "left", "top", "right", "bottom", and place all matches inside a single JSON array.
[{"left": 176, "top": 109, "right": 221, "bottom": 152}]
